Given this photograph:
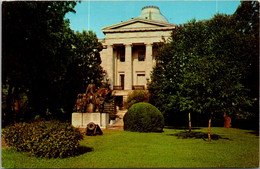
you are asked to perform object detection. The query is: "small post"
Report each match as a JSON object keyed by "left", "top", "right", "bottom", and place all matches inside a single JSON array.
[
  {"left": 208, "top": 117, "right": 212, "bottom": 142},
  {"left": 188, "top": 112, "right": 191, "bottom": 133}
]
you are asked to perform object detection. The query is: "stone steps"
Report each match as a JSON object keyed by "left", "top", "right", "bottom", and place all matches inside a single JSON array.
[{"left": 112, "top": 110, "right": 127, "bottom": 127}]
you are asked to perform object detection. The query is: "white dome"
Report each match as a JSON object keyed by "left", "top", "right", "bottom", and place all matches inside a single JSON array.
[{"left": 137, "top": 6, "right": 169, "bottom": 23}]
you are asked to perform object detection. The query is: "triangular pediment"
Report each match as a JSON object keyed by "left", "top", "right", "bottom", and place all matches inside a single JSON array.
[
  {"left": 117, "top": 22, "right": 162, "bottom": 29},
  {"left": 102, "top": 18, "right": 175, "bottom": 33}
]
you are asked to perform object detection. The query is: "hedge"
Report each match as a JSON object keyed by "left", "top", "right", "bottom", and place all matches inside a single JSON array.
[
  {"left": 123, "top": 102, "right": 164, "bottom": 132},
  {"left": 2, "top": 120, "right": 84, "bottom": 158}
]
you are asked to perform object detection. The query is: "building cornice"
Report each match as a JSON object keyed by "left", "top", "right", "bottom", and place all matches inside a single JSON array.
[
  {"left": 103, "top": 26, "right": 175, "bottom": 33},
  {"left": 102, "top": 18, "right": 175, "bottom": 34},
  {"left": 99, "top": 35, "right": 171, "bottom": 45}
]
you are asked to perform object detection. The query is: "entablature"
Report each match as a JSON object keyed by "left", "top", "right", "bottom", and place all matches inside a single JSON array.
[{"left": 102, "top": 18, "right": 175, "bottom": 34}]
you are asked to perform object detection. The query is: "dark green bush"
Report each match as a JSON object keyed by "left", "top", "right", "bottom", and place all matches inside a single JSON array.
[
  {"left": 123, "top": 102, "right": 164, "bottom": 132},
  {"left": 124, "top": 90, "right": 150, "bottom": 109},
  {"left": 2, "top": 120, "right": 84, "bottom": 158}
]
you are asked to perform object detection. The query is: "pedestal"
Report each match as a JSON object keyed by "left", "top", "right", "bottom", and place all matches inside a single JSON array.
[{"left": 72, "top": 112, "right": 109, "bottom": 129}]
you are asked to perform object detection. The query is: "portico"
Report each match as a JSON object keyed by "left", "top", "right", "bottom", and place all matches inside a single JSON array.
[{"left": 99, "top": 6, "right": 176, "bottom": 108}]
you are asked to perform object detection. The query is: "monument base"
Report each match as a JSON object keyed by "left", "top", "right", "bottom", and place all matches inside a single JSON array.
[{"left": 72, "top": 112, "right": 109, "bottom": 129}]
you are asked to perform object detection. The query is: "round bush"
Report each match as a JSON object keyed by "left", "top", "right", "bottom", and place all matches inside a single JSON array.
[
  {"left": 123, "top": 102, "right": 164, "bottom": 132},
  {"left": 124, "top": 90, "right": 150, "bottom": 109},
  {"left": 2, "top": 120, "right": 84, "bottom": 158}
]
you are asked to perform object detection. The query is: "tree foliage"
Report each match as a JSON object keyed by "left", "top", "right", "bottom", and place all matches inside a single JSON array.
[
  {"left": 2, "top": 1, "right": 104, "bottom": 125},
  {"left": 149, "top": 1, "right": 258, "bottom": 128},
  {"left": 123, "top": 102, "right": 164, "bottom": 132},
  {"left": 2, "top": 120, "right": 84, "bottom": 158},
  {"left": 124, "top": 90, "right": 150, "bottom": 109},
  {"left": 233, "top": 1, "right": 259, "bottom": 115}
]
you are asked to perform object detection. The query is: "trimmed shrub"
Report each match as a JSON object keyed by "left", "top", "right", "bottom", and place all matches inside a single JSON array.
[
  {"left": 123, "top": 102, "right": 164, "bottom": 132},
  {"left": 2, "top": 120, "right": 84, "bottom": 158},
  {"left": 124, "top": 90, "right": 150, "bottom": 109}
]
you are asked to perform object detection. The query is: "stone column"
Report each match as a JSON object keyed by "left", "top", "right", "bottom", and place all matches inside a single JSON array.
[
  {"left": 125, "top": 44, "right": 132, "bottom": 90},
  {"left": 107, "top": 45, "right": 114, "bottom": 90},
  {"left": 146, "top": 43, "right": 153, "bottom": 81},
  {"left": 114, "top": 47, "right": 118, "bottom": 86}
]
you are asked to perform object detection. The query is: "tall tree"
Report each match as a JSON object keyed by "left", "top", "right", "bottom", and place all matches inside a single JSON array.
[
  {"left": 233, "top": 1, "right": 259, "bottom": 125},
  {"left": 149, "top": 12, "right": 257, "bottom": 141},
  {"left": 60, "top": 30, "right": 104, "bottom": 120},
  {"left": 2, "top": 1, "right": 104, "bottom": 125},
  {"left": 2, "top": 1, "right": 75, "bottom": 124}
]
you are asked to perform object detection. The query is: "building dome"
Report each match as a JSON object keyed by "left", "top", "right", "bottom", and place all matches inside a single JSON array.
[{"left": 137, "top": 6, "right": 169, "bottom": 23}]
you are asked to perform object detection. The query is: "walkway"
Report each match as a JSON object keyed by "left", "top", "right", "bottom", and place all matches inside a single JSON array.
[{"left": 107, "top": 109, "right": 127, "bottom": 130}]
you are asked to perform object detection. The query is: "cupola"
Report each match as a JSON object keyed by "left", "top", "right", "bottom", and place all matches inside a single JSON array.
[{"left": 137, "top": 6, "right": 169, "bottom": 23}]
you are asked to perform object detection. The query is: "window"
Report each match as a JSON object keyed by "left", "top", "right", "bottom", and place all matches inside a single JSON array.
[
  {"left": 120, "top": 74, "right": 125, "bottom": 89},
  {"left": 137, "top": 74, "right": 146, "bottom": 85},
  {"left": 138, "top": 51, "right": 145, "bottom": 61},
  {"left": 120, "top": 51, "right": 125, "bottom": 62},
  {"left": 117, "top": 46, "right": 125, "bottom": 62}
]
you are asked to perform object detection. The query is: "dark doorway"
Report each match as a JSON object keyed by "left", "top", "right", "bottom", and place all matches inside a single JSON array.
[
  {"left": 115, "top": 96, "right": 124, "bottom": 110},
  {"left": 120, "top": 74, "right": 125, "bottom": 90}
]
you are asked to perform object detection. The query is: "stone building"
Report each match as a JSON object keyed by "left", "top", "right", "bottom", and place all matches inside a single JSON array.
[{"left": 99, "top": 6, "right": 175, "bottom": 109}]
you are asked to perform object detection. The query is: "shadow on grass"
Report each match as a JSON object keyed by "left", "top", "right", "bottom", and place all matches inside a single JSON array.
[
  {"left": 75, "top": 146, "right": 93, "bottom": 156},
  {"left": 165, "top": 126, "right": 201, "bottom": 130},
  {"left": 168, "top": 131, "right": 231, "bottom": 141},
  {"left": 247, "top": 131, "right": 259, "bottom": 136}
]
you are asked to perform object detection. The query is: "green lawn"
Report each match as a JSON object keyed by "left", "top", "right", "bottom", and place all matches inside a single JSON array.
[{"left": 2, "top": 127, "right": 259, "bottom": 168}]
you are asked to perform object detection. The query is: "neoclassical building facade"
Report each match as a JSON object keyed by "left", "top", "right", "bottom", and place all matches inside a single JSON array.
[{"left": 99, "top": 6, "right": 175, "bottom": 108}]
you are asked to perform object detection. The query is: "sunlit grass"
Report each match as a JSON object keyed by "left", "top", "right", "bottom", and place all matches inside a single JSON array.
[{"left": 2, "top": 127, "right": 259, "bottom": 168}]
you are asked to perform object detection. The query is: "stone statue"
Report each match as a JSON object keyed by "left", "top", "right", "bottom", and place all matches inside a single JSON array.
[
  {"left": 86, "top": 79, "right": 96, "bottom": 104},
  {"left": 74, "top": 79, "right": 111, "bottom": 113},
  {"left": 94, "top": 91, "right": 105, "bottom": 112}
]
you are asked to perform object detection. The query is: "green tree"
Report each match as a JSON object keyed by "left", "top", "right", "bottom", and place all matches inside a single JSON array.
[
  {"left": 62, "top": 30, "right": 104, "bottom": 118},
  {"left": 2, "top": 1, "right": 77, "bottom": 125},
  {"left": 2, "top": 1, "right": 104, "bottom": 125},
  {"left": 149, "top": 12, "right": 256, "bottom": 141},
  {"left": 233, "top": 1, "right": 259, "bottom": 124},
  {"left": 124, "top": 90, "right": 150, "bottom": 109},
  {"left": 73, "top": 30, "right": 103, "bottom": 89}
]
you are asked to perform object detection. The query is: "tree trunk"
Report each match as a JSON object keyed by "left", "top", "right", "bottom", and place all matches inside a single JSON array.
[
  {"left": 208, "top": 117, "right": 212, "bottom": 142},
  {"left": 188, "top": 112, "right": 191, "bottom": 133},
  {"left": 5, "top": 83, "right": 15, "bottom": 125},
  {"left": 13, "top": 87, "right": 20, "bottom": 123},
  {"left": 223, "top": 113, "right": 231, "bottom": 128},
  {"left": 14, "top": 99, "right": 19, "bottom": 123}
]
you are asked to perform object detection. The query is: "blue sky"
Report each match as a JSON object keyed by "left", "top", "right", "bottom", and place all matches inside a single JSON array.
[{"left": 65, "top": 1, "right": 241, "bottom": 39}]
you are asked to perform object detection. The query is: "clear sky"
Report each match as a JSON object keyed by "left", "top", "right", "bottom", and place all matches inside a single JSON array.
[{"left": 65, "top": 1, "right": 241, "bottom": 39}]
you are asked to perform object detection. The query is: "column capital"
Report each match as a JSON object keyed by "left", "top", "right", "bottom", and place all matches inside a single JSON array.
[
  {"left": 124, "top": 43, "right": 133, "bottom": 47},
  {"left": 145, "top": 43, "right": 153, "bottom": 46},
  {"left": 106, "top": 44, "right": 114, "bottom": 49}
]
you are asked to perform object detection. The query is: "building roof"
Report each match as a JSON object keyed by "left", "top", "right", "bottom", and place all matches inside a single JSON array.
[
  {"left": 137, "top": 6, "right": 169, "bottom": 23},
  {"left": 102, "top": 6, "right": 175, "bottom": 34}
]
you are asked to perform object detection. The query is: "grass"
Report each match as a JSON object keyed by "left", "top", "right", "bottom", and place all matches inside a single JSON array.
[{"left": 2, "top": 127, "right": 259, "bottom": 168}]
